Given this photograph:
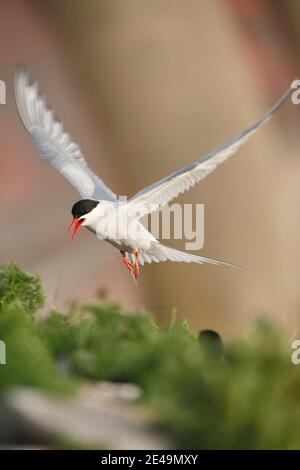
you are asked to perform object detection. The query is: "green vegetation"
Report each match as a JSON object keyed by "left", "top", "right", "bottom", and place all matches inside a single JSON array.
[
  {"left": 0, "top": 263, "right": 44, "bottom": 314},
  {"left": 0, "top": 264, "right": 70, "bottom": 392},
  {"left": 0, "top": 262, "right": 300, "bottom": 449}
]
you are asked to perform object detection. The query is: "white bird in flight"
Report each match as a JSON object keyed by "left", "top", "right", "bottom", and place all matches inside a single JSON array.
[{"left": 14, "top": 66, "right": 292, "bottom": 282}]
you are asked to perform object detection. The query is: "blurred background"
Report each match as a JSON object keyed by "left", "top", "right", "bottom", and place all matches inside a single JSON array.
[{"left": 2, "top": 0, "right": 300, "bottom": 336}]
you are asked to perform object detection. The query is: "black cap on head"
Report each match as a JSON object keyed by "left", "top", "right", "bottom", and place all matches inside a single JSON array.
[{"left": 71, "top": 199, "right": 99, "bottom": 219}]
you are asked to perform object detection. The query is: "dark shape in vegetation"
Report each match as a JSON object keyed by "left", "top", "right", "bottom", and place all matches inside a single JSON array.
[{"left": 198, "top": 329, "right": 224, "bottom": 360}]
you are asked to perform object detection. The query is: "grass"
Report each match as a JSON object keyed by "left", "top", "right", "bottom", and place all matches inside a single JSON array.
[{"left": 0, "top": 262, "right": 300, "bottom": 449}]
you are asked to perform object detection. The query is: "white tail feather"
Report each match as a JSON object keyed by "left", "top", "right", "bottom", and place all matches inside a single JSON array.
[{"left": 138, "top": 243, "right": 248, "bottom": 271}]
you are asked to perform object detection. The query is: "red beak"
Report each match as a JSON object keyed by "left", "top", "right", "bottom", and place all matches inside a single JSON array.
[{"left": 68, "top": 217, "right": 85, "bottom": 240}]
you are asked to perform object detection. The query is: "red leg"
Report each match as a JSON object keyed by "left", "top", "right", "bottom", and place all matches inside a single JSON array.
[
  {"left": 134, "top": 250, "right": 140, "bottom": 279},
  {"left": 120, "top": 250, "right": 133, "bottom": 272}
]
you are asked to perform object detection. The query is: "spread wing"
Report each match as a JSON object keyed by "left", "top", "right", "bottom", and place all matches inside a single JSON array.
[
  {"left": 129, "top": 84, "right": 293, "bottom": 217},
  {"left": 14, "top": 66, "right": 117, "bottom": 201}
]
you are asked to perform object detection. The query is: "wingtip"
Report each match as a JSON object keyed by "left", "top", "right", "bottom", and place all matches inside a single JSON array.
[
  {"left": 14, "top": 63, "right": 29, "bottom": 82},
  {"left": 14, "top": 64, "right": 30, "bottom": 98}
]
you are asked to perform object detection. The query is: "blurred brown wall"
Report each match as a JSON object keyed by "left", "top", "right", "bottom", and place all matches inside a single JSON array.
[{"left": 2, "top": 0, "right": 300, "bottom": 335}]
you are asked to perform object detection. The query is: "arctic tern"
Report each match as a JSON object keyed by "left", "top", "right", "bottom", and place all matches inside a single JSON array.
[{"left": 14, "top": 67, "right": 293, "bottom": 281}]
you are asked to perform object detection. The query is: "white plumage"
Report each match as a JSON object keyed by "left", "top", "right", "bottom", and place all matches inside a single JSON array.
[
  {"left": 14, "top": 66, "right": 293, "bottom": 280},
  {"left": 14, "top": 66, "right": 117, "bottom": 202},
  {"left": 128, "top": 86, "right": 293, "bottom": 218}
]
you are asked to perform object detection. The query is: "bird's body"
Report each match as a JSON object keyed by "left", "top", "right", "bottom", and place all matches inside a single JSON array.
[
  {"left": 85, "top": 200, "right": 155, "bottom": 252},
  {"left": 14, "top": 66, "right": 293, "bottom": 281}
]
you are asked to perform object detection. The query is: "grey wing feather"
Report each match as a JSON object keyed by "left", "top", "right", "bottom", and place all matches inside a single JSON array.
[
  {"left": 14, "top": 66, "right": 117, "bottom": 201},
  {"left": 129, "top": 83, "right": 293, "bottom": 216}
]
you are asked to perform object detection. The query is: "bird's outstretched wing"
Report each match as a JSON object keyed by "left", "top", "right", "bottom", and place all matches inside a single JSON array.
[
  {"left": 128, "top": 83, "right": 293, "bottom": 217},
  {"left": 14, "top": 66, "right": 117, "bottom": 201}
]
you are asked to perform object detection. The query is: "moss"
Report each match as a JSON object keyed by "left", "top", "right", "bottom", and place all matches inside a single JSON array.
[
  {"left": 0, "top": 304, "right": 71, "bottom": 393},
  {"left": 1, "top": 262, "right": 300, "bottom": 449},
  {"left": 0, "top": 263, "right": 44, "bottom": 315},
  {"left": 0, "top": 264, "right": 71, "bottom": 394},
  {"left": 39, "top": 307, "right": 300, "bottom": 449}
]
